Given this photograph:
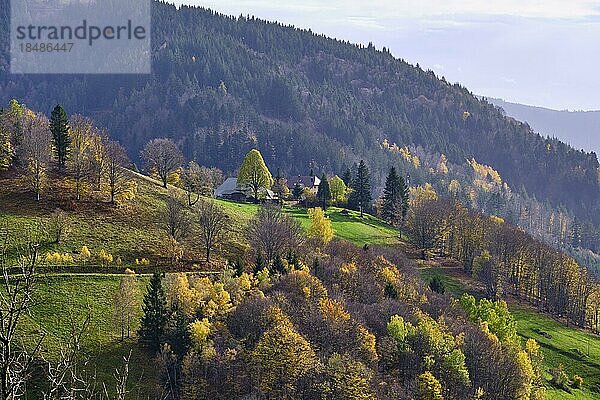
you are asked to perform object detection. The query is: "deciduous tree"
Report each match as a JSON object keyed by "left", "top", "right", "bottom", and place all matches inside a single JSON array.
[
  {"left": 21, "top": 110, "right": 52, "bottom": 201},
  {"left": 237, "top": 149, "right": 273, "bottom": 203},
  {"left": 114, "top": 269, "right": 139, "bottom": 341},
  {"left": 251, "top": 324, "right": 318, "bottom": 398},
  {"left": 68, "top": 115, "right": 93, "bottom": 201},
  {"left": 329, "top": 175, "right": 347, "bottom": 205},
  {"left": 141, "top": 138, "right": 184, "bottom": 188},
  {"left": 196, "top": 201, "right": 229, "bottom": 262},
  {"left": 246, "top": 204, "right": 303, "bottom": 264},
  {"left": 307, "top": 207, "right": 334, "bottom": 247},
  {"left": 104, "top": 140, "right": 130, "bottom": 203}
]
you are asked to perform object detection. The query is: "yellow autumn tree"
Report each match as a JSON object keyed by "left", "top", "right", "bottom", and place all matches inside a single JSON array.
[
  {"left": 251, "top": 324, "right": 318, "bottom": 398},
  {"left": 307, "top": 207, "right": 334, "bottom": 247},
  {"left": 416, "top": 371, "right": 444, "bottom": 400},
  {"left": 237, "top": 149, "right": 273, "bottom": 202}
]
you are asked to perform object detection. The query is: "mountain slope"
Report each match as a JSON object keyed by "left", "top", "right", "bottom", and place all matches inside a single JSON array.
[
  {"left": 487, "top": 97, "right": 600, "bottom": 156},
  {"left": 1, "top": 1, "right": 598, "bottom": 224}
]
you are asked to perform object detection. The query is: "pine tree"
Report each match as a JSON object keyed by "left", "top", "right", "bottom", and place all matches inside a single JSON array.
[
  {"left": 255, "top": 251, "right": 265, "bottom": 273},
  {"left": 272, "top": 254, "right": 287, "bottom": 275},
  {"left": 348, "top": 160, "right": 372, "bottom": 217},
  {"left": 381, "top": 166, "right": 409, "bottom": 225},
  {"left": 139, "top": 271, "right": 168, "bottom": 352},
  {"left": 292, "top": 183, "right": 304, "bottom": 200},
  {"left": 342, "top": 167, "right": 353, "bottom": 188},
  {"left": 50, "top": 105, "right": 70, "bottom": 171},
  {"left": 316, "top": 173, "right": 331, "bottom": 209}
]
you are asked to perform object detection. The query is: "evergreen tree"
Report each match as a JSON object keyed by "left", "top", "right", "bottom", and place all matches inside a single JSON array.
[
  {"left": 348, "top": 160, "right": 372, "bottom": 217},
  {"left": 316, "top": 173, "right": 332, "bottom": 209},
  {"left": 255, "top": 251, "right": 265, "bottom": 273},
  {"left": 292, "top": 183, "right": 304, "bottom": 200},
  {"left": 272, "top": 254, "right": 287, "bottom": 275},
  {"left": 164, "top": 303, "right": 191, "bottom": 358},
  {"left": 381, "top": 166, "right": 409, "bottom": 225},
  {"left": 272, "top": 167, "right": 290, "bottom": 199},
  {"left": 429, "top": 276, "right": 446, "bottom": 294},
  {"left": 139, "top": 271, "right": 168, "bottom": 352},
  {"left": 342, "top": 167, "right": 353, "bottom": 188},
  {"left": 50, "top": 105, "right": 70, "bottom": 171}
]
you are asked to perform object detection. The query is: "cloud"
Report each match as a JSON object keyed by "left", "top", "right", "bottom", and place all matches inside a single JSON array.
[{"left": 173, "top": 0, "right": 600, "bottom": 20}]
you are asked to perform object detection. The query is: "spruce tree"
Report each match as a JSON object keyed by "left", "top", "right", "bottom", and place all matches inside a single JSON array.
[
  {"left": 316, "top": 173, "right": 331, "bottom": 209},
  {"left": 255, "top": 251, "right": 265, "bottom": 273},
  {"left": 292, "top": 183, "right": 304, "bottom": 200},
  {"left": 381, "top": 166, "right": 409, "bottom": 225},
  {"left": 50, "top": 105, "right": 70, "bottom": 171},
  {"left": 348, "top": 160, "right": 372, "bottom": 217},
  {"left": 139, "top": 271, "right": 168, "bottom": 352},
  {"left": 342, "top": 167, "right": 353, "bottom": 188}
]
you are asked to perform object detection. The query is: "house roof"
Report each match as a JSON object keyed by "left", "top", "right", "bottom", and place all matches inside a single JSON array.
[
  {"left": 215, "top": 177, "right": 242, "bottom": 197},
  {"left": 288, "top": 175, "right": 321, "bottom": 188},
  {"left": 215, "top": 177, "right": 278, "bottom": 200}
]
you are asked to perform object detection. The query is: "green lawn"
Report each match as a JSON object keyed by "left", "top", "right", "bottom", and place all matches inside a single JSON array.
[
  {"left": 284, "top": 206, "right": 401, "bottom": 246},
  {"left": 418, "top": 267, "right": 469, "bottom": 297},
  {"left": 2, "top": 172, "right": 401, "bottom": 268},
  {"left": 511, "top": 307, "right": 600, "bottom": 400},
  {"left": 19, "top": 274, "right": 156, "bottom": 398},
  {"left": 213, "top": 200, "right": 401, "bottom": 246},
  {"left": 1, "top": 172, "right": 403, "bottom": 397}
]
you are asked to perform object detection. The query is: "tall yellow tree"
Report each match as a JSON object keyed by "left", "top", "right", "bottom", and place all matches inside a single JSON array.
[
  {"left": 251, "top": 324, "right": 318, "bottom": 398},
  {"left": 307, "top": 207, "right": 334, "bottom": 247},
  {"left": 237, "top": 149, "right": 273, "bottom": 203},
  {"left": 68, "top": 115, "right": 93, "bottom": 201}
]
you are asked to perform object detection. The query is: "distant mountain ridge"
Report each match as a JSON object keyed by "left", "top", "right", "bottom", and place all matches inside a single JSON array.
[{"left": 486, "top": 97, "right": 600, "bottom": 156}]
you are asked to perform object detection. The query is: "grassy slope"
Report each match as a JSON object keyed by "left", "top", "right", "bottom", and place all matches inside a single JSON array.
[
  {"left": 512, "top": 307, "right": 600, "bottom": 400},
  {"left": 214, "top": 199, "right": 401, "bottom": 246},
  {"left": 1, "top": 172, "right": 400, "bottom": 267},
  {"left": 419, "top": 267, "right": 600, "bottom": 399},
  {"left": 1, "top": 172, "right": 401, "bottom": 396},
  {"left": 19, "top": 274, "right": 155, "bottom": 398},
  {"left": 12, "top": 172, "right": 599, "bottom": 399}
]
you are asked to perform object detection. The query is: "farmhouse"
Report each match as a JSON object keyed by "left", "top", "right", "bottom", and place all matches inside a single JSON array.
[
  {"left": 215, "top": 177, "right": 277, "bottom": 202},
  {"left": 287, "top": 175, "right": 320, "bottom": 193}
]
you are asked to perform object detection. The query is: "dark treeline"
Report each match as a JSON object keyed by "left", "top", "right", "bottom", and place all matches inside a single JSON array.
[{"left": 405, "top": 188, "right": 600, "bottom": 332}]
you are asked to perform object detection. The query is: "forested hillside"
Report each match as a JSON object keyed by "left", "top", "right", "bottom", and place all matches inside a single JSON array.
[{"left": 0, "top": 1, "right": 598, "bottom": 227}]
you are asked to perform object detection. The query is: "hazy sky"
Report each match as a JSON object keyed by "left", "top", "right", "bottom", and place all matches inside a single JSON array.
[{"left": 171, "top": 1, "right": 600, "bottom": 111}]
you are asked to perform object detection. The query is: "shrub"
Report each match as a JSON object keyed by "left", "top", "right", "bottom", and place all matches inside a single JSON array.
[
  {"left": 550, "top": 364, "right": 570, "bottom": 390},
  {"left": 80, "top": 246, "right": 91, "bottom": 261},
  {"left": 45, "top": 252, "right": 74, "bottom": 265},
  {"left": 429, "top": 275, "right": 445, "bottom": 294},
  {"left": 98, "top": 249, "right": 114, "bottom": 266},
  {"left": 572, "top": 375, "right": 583, "bottom": 389}
]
